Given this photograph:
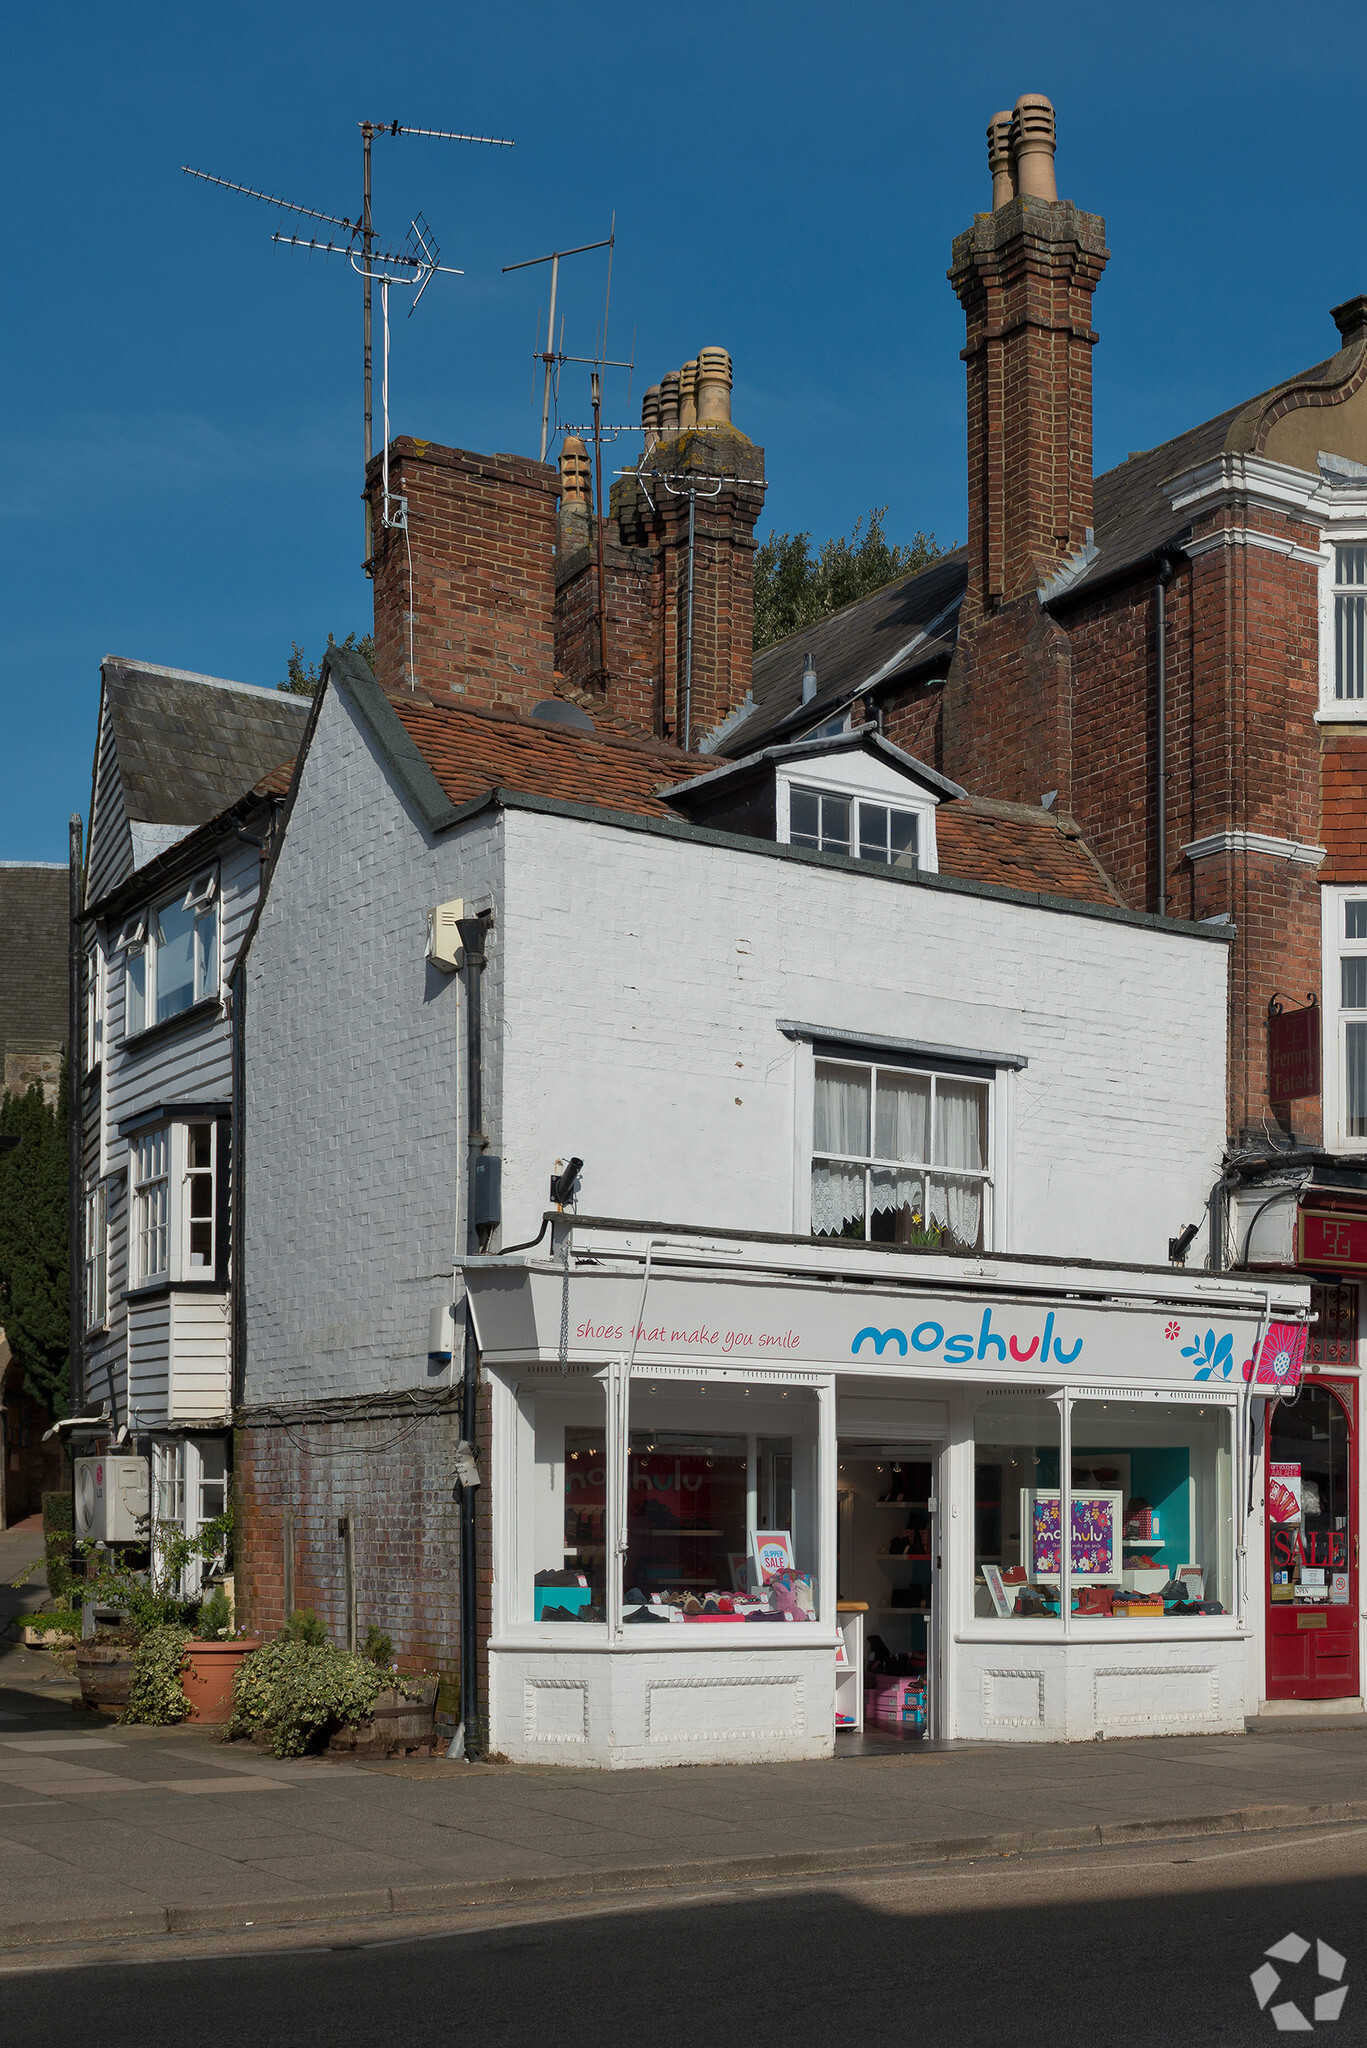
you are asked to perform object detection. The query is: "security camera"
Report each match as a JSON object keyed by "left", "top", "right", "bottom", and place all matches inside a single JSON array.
[{"left": 550, "top": 1156, "right": 583, "bottom": 1207}]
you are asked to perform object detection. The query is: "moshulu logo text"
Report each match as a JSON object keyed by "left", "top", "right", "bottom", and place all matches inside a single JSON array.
[{"left": 1251, "top": 1932, "right": 1348, "bottom": 2029}]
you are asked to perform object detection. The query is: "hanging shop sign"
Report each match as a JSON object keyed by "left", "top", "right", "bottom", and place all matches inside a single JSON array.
[
  {"left": 1298, "top": 1209, "right": 1367, "bottom": 1275},
  {"left": 463, "top": 1259, "right": 1298, "bottom": 1387},
  {"left": 1267, "top": 995, "right": 1320, "bottom": 1103}
]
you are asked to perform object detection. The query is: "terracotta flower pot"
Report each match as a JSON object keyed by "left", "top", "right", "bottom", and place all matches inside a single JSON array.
[{"left": 181, "top": 1638, "right": 263, "bottom": 1724}]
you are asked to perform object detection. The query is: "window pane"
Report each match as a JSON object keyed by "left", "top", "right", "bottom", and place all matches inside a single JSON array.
[
  {"left": 889, "top": 809, "right": 919, "bottom": 870},
  {"left": 1337, "top": 593, "right": 1367, "bottom": 702},
  {"left": 789, "top": 788, "right": 820, "bottom": 846},
  {"left": 198, "top": 1440, "right": 228, "bottom": 1526},
  {"left": 1343, "top": 959, "right": 1367, "bottom": 1009},
  {"left": 528, "top": 1381, "right": 608, "bottom": 1625},
  {"left": 875, "top": 1071, "right": 930, "bottom": 1163},
  {"left": 624, "top": 1386, "right": 819, "bottom": 1620},
  {"left": 814, "top": 1060, "right": 869, "bottom": 1156},
  {"left": 126, "top": 950, "right": 146, "bottom": 1036},
  {"left": 189, "top": 1123, "right": 212, "bottom": 1171},
  {"left": 155, "top": 900, "right": 196, "bottom": 1021},
  {"left": 196, "top": 908, "right": 219, "bottom": 1001},
  {"left": 869, "top": 1167, "right": 927, "bottom": 1244},
  {"left": 859, "top": 803, "right": 890, "bottom": 864},
  {"left": 1070, "top": 1398, "right": 1232, "bottom": 1618},
  {"left": 934, "top": 1079, "right": 987, "bottom": 1170},
  {"left": 819, "top": 794, "right": 850, "bottom": 855},
  {"left": 1347, "top": 1023, "right": 1367, "bottom": 1137},
  {"left": 927, "top": 1177, "right": 984, "bottom": 1252},
  {"left": 1268, "top": 1384, "right": 1350, "bottom": 1626},
  {"left": 1338, "top": 544, "right": 1367, "bottom": 586},
  {"left": 1347, "top": 903, "right": 1367, "bottom": 940},
  {"left": 812, "top": 1162, "right": 866, "bottom": 1239},
  {"left": 974, "top": 1398, "right": 1061, "bottom": 1620}
]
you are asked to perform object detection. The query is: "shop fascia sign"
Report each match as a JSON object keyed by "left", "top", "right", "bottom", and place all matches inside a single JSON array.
[{"left": 462, "top": 1261, "right": 1299, "bottom": 1388}]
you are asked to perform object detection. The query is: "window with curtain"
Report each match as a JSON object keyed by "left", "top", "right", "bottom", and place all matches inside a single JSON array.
[
  {"left": 811, "top": 1055, "right": 991, "bottom": 1250},
  {"left": 1335, "top": 896, "right": 1367, "bottom": 1142},
  {"left": 1335, "top": 544, "right": 1367, "bottom": 703}
]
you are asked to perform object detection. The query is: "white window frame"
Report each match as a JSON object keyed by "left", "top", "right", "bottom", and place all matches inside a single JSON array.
[
  {"left": 1318, "top": 527, "right": 1367, "bottom": 721},
  {"left": 806, "top": 1051, "right": 994, "bottom": 1252},
  {"left": 83, "top": 1179, "right": 107, "bottom": 1332},
  {"left": 152, "top": 1436, "right": 229, "bottom": 1598},
  {"left": 777, "top": 776, "right": 939, "bottom": 874},
  {"left": 132, "top": 1127, "right": 171, "bottom": 1285},
  {"left": 117, "top": 870, "right": 220, "bottom": 1039},
  {"left": 183, "top": 1120, "right": 219, "bottom": 1276},
  {"left": 1322, "top": 885, "right": 1367, "bottom": 1150},
  {"left": 85, "top": 943, "right": 103, "bottom": 1072}
]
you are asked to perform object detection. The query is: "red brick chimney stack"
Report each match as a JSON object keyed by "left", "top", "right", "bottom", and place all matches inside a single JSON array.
[{"left": 950, "top": 94, "right": 1109, "bottom": 621}]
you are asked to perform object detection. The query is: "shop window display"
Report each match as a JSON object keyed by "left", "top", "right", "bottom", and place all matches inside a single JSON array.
[
  {"left": 526, "top": 1378, "right": 609, "bottom": 1624},
  {"left": 1267, "top": 1384, "right": 1351, "bottom": 1609},
  {"left": 1068, "top": 1400, "right": 1233, "bottom": 1619},
  {"left": 621, "top": 1386, "right": 821, "bottom": 1624},
  {"left": 974, "top": 1397, "right": 1061, "bottom": 1618}
]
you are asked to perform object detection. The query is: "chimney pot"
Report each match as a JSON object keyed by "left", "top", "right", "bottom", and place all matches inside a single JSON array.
[
  {"left": 659, "top": 370, "right": 681, "bottom": 437},
  {"left": 641, "top": 384, "right": 662, "bottom": 436},
  {"left": 801, "top": 652, "right": 818, "bottom": 704},
  {"left": 557, "top": 435, "right": 592, "bottom": 508},
  {"left": 1010, "top": 93, "right": 1057, "bottom": 202},
  {"left": 986, "top": 111, "right": 1014, "bottom": 209},
  {"left": 695, "top": 347, "right": 733, "bottom": 427},
  {"left": 679, "top": 359, "right": 699, "bottom": 431},
  {"left": 1331, "top": 295, "right": 1367, "bottom": 349}
]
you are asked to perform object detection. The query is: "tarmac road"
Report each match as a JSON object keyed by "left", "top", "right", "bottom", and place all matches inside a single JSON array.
[{"left": 4, "top": 1819, "right": 1367, "bottom": 2048}]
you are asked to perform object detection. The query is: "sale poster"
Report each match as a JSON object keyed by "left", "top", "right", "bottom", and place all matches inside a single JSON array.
[{"left": 1268, "top": 1463, "right": 1303, "bottom": 1526}]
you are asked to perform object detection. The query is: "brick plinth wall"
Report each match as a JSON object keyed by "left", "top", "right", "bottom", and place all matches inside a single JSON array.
[
  {"left": 234, "top": 1387, "right": 491, "bottom": 1721},
  {"left": 949, "top": 196, "right": 1109, "bottom": 617},
  {"left": 366, "top": 440, "right": 559, "bottom": 710}
]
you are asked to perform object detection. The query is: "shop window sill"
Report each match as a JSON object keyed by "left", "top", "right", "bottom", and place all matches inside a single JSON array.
[{"left": 494, "top": 1623, "right": 840, "bottom": 1652}]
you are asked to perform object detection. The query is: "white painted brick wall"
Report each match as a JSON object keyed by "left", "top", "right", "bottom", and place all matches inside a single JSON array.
[{"left": 244, "top": 687, "right": 1231, "bottom": 1405}]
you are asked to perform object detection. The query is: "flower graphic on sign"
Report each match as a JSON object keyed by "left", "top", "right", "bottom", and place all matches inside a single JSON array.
[
  {"left": 1184, "top": 1328, "right": 1235, "bottom": 1381},
  {"left": 1164, "top": 1321, "right": 1180, "bottom": 1342}
]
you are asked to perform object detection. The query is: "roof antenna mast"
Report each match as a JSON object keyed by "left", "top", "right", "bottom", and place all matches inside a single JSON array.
[
  {"left": 183, "top": 118, "right": 514, "bottom": 568},
  {"left": 501, "top": 217, "right": 632, "bottom": 463}
]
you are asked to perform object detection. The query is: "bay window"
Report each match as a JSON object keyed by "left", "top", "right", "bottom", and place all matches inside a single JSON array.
[
  {"left": 129, "top": 1119, "right": 226, "bottom": 1287},
  {"left": 812, "top": 1055, "right": 990, "bottom": 1250},
  {"left": 134, "top": 1128, "right": 170, "bottom": 1283},
  {"left": 120, "top": 871, "right": 219, "bottom": 1038}
]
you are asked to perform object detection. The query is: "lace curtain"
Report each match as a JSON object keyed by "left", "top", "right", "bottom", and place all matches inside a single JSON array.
[{"left": 813, "top": 1064, "right": 867, "bottom": 1236}]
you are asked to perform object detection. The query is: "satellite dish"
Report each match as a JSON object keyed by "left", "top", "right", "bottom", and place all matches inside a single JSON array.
[{"left": 531, "top": 700, "right": 595, "bottom": 732}]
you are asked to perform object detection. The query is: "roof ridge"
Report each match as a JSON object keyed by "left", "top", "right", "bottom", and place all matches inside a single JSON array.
[{"left": 102, "top": 657, "right": 300, "bottom": 702}]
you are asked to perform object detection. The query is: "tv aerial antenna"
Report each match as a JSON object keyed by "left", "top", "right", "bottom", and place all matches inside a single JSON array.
[
  {"left": 502, "top": 216, "right": 633, "bottom": 463},
  {"left": 183, "top": 119, "right": 513, "bottom": 560}
]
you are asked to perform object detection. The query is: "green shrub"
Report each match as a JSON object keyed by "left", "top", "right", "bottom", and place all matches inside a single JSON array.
[
  {"left": 363, "top": 1624, "right": 393, "bottom": 1667},
  {"left": 122, "top": 1626, "right": 192, "bottom": 1725},
  {"left": 284, "top": 1607, "right": 329, "bottom": 1646},
  {"left": 42, "top": 1491, "right": 73, "bottom": 1603},
  {"left": 198, "top": 1587, "right": 232, "bottom": 1638},
  {"left": 23, "top": 1609, "right": 82, "bottom": 1636},
  {"left": 227, "top": 1637, "right": 402, "bottom": 1757}
]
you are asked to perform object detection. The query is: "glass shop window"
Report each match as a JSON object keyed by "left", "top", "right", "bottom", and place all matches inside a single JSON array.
[
  {"left": 1267, "top": 1383, "right": 1352, "bottom": 1610},
  {"left": 1069, "top": 1400, "right": 1233, "bottom": 1619},
  {"left": 527, "top": 1378, "right": 608, "bottom": 1626},
  {"left": 622, "top": 1384, "right": 821, "bottom": 1624},
  {"left": 973, "top": 1397, "right": 1062, "bottom": 1619}
]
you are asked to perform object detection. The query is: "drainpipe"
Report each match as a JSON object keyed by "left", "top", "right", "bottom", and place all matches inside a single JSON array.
[
  {"left": 456, "top": 912, "right": 492, "bottom": 1759},
  {"left": 683, "top": 486, "right": 697, "bottom": 753},
  {"left": 1155, "top": 553, "right": 1176, "bottom": 915},
  {"left": 67, "top": 814, "right": 83, "bottom": 1420}
]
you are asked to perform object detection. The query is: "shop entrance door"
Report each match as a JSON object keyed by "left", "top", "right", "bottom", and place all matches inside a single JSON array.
[
  {"left": 1266, "top": 1380, "right": 1358, "bottom": 1701},
  {"left": 836, "top": 1444, "right": 939, "bottom": 1739}
]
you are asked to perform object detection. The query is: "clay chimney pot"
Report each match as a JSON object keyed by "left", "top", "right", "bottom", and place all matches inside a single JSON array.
[
  {"left": 679, "top": 358, "right": 699, "bottom": 431},
  {"left": 557, "top": 435, "right": 592, "bottom": 508},
  {"left": 986, "top": 111, "right": 1014, "bottom": 209},
  {"left": 659, "top": 370, "right": 681, "bottom": 437},
  {"left": 1010, "top": 93, "right": 1057, "bottom": 203},
  {"left": 695, "top": 347, "right": 733, "bottom": 427}
]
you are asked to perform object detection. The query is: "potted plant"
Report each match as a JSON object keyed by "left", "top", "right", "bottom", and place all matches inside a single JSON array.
[
  {"left": 179, "top": 1586, "right": 261, "bottom": 1724},
  {"left": 75, "top": 1510, "right": 255, "bottom": 1722}
]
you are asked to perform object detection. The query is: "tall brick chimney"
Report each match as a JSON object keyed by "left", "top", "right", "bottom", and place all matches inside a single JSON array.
[
  {"left": 554, "top": 346, "right": 766, "bottom": 749},
  {"left": 950, "top": 94, "right": 1109, "bottom": 620},
  {"left": 365, "top": 440, "right": 559, "bottom": 708}
]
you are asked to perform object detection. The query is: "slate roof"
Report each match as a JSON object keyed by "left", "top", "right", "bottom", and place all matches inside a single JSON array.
[
  {"left": 389, "top": 697, "right": 1118, "bottom": 905},
  {"left": 102, "top": 661, "right": 311, "bottom": 828},
  {"left": 733, "top": 342, "right": 1353, "bottom": 747},
  {"left": 0, "top": 864, "right": 68, "bottom": 1089}
]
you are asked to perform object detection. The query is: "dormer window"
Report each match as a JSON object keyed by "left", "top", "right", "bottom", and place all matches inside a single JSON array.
[{"left": 788, "top": 785, "right": 921, "bottom": 870}]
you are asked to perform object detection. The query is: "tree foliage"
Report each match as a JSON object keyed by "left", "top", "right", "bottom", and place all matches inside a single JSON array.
[
  {"left": 278, "top": 631, "right": 375, "bottom": 697},
  {"left": 752, "top": 508, "right": 944, "bottom": 652},
  {"left": 0, "top": 1070, "right": 69, "bottom": 1414}
]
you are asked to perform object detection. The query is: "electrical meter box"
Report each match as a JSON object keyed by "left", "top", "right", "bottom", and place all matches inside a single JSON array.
[{"left": 74, "top": 1456, "right": 150, "bottom": 1543}]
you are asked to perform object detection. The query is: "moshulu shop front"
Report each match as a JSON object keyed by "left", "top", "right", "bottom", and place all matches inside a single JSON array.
[{"left": 463, "top": 1218, "right": 1309, "bottom": 1767}]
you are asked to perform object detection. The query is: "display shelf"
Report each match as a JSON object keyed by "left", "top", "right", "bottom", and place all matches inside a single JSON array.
[{"left": 1122, "top": 1538, "right": 1164, "bottom": 1549}]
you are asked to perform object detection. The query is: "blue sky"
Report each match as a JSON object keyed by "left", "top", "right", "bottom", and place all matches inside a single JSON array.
[{"left": 5, "top": 2, "right": 1364, "bottom": 860}]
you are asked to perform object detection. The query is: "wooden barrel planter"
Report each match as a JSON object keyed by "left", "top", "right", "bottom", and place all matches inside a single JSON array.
[
  {"left": 75, "top": 1646, "right": 137, "bottom": 1713},
  {"left": 181, "top": 1639, "right": 263, "bottom": 1725},
  {"left": 327, "top": 1676, "right": 439, "bottom": 1757}
]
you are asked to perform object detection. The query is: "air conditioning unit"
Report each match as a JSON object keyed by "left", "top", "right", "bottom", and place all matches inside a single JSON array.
[{"left": 74, "top": 1456, "right": 150, "bottom": 1543}]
